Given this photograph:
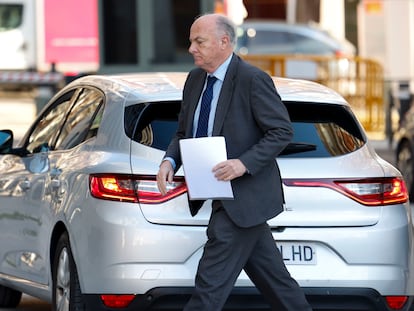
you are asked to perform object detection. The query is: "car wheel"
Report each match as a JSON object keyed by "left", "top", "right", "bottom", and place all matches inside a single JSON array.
[
  {"left": 52, "top": 232, "right": 85, "bottom": 311},
  {"left": 0, "top": 284, "right": 22, "bottom": 308},
  {"left": 397, "top": 141, "right": 414, "bottom": 199}
]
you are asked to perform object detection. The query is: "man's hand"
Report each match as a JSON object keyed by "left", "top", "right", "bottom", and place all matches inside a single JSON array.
[
  {"left": 156, "top": 160, "right": 174, "bottom": 195},
  {"left": 213, "top": 159, "right": 247, "bottom": 181}
]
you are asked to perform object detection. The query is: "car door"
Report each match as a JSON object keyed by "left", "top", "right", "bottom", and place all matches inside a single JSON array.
[
  {"left": 0, "top": 90, "right": 77, "bottom": 284},
  {"left": 0, "top": 87, "right": 104, "bottom": 286},
  {"left": 48, "top": 87, "right": 104, "bottom": 216},
  {"left": 26, "top": 87, "right": 104, "bottom": 285}
]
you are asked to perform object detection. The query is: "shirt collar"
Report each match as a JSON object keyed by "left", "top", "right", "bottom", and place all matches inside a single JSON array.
[{"left": 210, "top": 54, "right": 233, "bottom": 82}]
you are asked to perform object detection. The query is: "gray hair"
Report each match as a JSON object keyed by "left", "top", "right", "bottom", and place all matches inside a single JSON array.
[
  {"left": 216, "top": 14, "right": 237, "bottom": 46},
  {"left": 195, "top": 13, "right": 237, "bottom": 46}
]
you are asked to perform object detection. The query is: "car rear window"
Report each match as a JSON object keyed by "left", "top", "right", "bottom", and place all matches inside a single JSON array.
[
  {"left": 125, "top": 101, "right": 180, "bottom": 151},
  {"left": 125, "top": 101, "right": 365, "bottom": 158},
  {"left": 279, "top": 102, "right": 365, "bottom": 158}
]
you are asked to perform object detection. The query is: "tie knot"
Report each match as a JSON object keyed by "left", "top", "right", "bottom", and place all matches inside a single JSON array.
[{"left": 207, "top": 75, "right": 217, "bottom": 87}]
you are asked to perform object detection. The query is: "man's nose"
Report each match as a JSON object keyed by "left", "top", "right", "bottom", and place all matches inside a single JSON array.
[{"left": 188, "top": 43, "right": 196, "bottom": 54}]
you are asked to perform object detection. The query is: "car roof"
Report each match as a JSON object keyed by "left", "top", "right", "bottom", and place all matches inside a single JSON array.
[
  {"left": 72, "top": 72, "right": 348, "bottom": 106},
  {"left": 239, "top": 20, "right": 335, "bottom": 39}
]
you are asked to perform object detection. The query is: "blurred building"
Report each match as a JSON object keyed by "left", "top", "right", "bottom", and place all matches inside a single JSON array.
[
  {"left": 98, "top": 0, "right": 413, "bottom": 103},
  {"left": 357, "top": 0, "right": 414, "bottom": 105},
  {"left": 98, "top": 0, "right": 355, "bottom": 74}
]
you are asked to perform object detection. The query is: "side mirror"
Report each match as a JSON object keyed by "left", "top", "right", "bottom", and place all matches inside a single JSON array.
[{"left": 0, "top": 130, "right": 13, "bottom": 154}]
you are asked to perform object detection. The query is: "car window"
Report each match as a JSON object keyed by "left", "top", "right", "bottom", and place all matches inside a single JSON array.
[
  {"left": 279, "top": 102, "right": 365, "bottom": 158},
  {"left": 243, "top": 30, "right": 334, "bottom": 55},
  {"left": 290, "top": 33, "right": 333, "bottom": 54},
  {"left": 26, "top": 90, "right": 76, "bottom": 154},
  {"left": 54, "top": 88, "right": 104, "bottom": 150},
  {"left": 125, "top": 100, "right": 364, "bottom": 157},
  {"left": 236, "top": 26, "right": 340, "bottom": 56},
  {"left": 125, "top": 101, "right": 180, "bottom": 151},
  {"left": 238, "top": 29, "right": 294, "bottom": 54}
]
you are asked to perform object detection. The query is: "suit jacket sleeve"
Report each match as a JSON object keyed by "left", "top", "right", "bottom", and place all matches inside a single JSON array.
[
  {"left": 230, "top": 67, "right": 293, "bottom": 176},
  {"left": 163, "top": 71, "right": 199, "bottom": 171}
]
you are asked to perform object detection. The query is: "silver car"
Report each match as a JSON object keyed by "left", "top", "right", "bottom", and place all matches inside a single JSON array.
[
  {"left": 236, "top": 20, "right": 356, "bottom": 56},
  {"left": 0, "top": 73, "right": 412, "bottom": 311}
]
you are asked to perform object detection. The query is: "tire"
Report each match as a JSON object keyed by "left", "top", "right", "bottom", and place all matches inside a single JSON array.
[
  {"left": 52, "top": 232, "right": 86, "bottom": 311},
  {"left": 397, "top": 140, "right": 414, "bottom": 200},
  {"left": 0, "top": 284, "right": 22, "bottom": 308}
]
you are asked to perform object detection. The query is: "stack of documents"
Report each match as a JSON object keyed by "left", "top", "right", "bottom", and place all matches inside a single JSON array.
[{"left": 179, "top": 136, "right": 234, "bottom": 200}]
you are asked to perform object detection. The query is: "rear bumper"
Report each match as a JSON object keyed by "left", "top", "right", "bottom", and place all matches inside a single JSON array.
[{"left": 83, "top": 287, "right": 414, "bottom": 311}]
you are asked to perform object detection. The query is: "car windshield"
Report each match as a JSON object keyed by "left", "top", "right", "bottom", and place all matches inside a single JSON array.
[{"left": 125, "top": 101, "right": 365, "bottom": 157}]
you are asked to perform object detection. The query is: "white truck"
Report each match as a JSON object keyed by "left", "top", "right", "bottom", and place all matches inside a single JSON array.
[{"left": 0, "top": 0, "right": 99, "bottom": 87}]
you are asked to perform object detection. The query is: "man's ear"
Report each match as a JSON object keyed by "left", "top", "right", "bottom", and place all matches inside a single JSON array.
[{"left": 220, "top": 36, "right": 229, "bottom": 49}]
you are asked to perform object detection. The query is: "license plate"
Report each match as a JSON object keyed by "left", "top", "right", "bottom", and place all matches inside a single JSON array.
[{"left": 277, "top": 242, "right": 316, "bottom": 265}]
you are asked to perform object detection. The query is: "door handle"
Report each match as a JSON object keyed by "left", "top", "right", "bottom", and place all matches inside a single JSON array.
[
  {"left": 50, "top": 167, "right": 62, "bottom": 188},
  {"left": 20, "top": 179, "right": 31, "bottom": 190},
  {"left": 51, "top": 178, "right": 60, "bottom": 188}
]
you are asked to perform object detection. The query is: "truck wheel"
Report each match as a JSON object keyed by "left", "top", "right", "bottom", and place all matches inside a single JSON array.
[
  {"left": 0, "top": 285, "right": 22, "bottom": 308},
  {"left": 52, "top": 232, "right": 85, "bottom": 311}
]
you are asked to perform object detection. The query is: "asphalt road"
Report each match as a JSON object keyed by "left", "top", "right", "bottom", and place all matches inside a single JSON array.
[{"left": 11, "top": 295, "right": 51, "bottom": 311}]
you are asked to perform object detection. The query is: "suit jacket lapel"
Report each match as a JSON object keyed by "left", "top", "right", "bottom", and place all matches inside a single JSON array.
[
  {"left": 185, "top": 70, "right": 206, "bottom": 137},
  {"left": 213, "top": 55, "right": 238, "bottom": 136}
]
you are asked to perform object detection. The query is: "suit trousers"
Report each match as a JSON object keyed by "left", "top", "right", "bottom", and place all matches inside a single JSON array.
[{"left": 183, "top": 206, "right": 312, "bottom": 311}]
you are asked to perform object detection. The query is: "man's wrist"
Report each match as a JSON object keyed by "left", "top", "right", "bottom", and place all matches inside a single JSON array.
[{"left": 162, "top": 157, "right": 176, "bottom": 170}]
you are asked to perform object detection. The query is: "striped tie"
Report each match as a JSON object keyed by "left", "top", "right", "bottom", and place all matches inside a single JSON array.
[{"left": 196, "top": 75, "right": 217, "bottom": 137}]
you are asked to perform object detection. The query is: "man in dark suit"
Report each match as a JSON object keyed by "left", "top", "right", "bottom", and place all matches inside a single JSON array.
[{"left": 156, "top": 13, "right": 312, "bottom": 311}]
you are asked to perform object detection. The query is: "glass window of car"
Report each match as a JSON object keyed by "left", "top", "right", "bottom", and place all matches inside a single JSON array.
[
  {"left": 54, "top": 88, "right": 104, "bottom": 150},
  {"left": 25, "top": 91, "right": 76, "bottom": 154},
  {"left": 238, "top": 29, "right": 295, "bottom": 54},
  {"left": 125, "top": 101, "right": 180, "bottom": 151},
  {"left": 290, "top": 33, "right": 333, "bottom": 54},
  {"left": 238, "top": 29, "right": 335, "bottom": 55},
  {"left": 279, "top": 102, "right": 365, "bottom": 158},
  {"left": 125, "top": 100, "right": 364, "bottom": 157}
]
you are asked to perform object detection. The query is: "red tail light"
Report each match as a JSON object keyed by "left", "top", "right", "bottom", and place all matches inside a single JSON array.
[
  {"left": 100, "top": 294, "right": 135, "bottom": 308},
  {"left": 89, "top": 174, "right": 187, "bottom": 203},
  {"left": 283, "top": 177, "right": 408, "bottom": 206},
  {"left": 385, "top": 296, "right": 408, "bottom": 309}
]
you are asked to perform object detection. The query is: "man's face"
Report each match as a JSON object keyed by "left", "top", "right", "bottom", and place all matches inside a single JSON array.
[{"left": 188, "top": 18, "right": 223, "bottom": 73}]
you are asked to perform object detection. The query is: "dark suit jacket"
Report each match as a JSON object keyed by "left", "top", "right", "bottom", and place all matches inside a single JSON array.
[{"left": 164, "top": 54, "right": 293, "bottom": 228}]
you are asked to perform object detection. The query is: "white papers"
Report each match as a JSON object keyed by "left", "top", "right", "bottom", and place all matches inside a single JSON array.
[{"left": 179, "top": 136, "right": 234, "bottom": 200}]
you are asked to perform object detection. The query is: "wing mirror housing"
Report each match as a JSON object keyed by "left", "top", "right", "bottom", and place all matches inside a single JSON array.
[{"left": 0, "top": 130, "right": 13, "bottom": 154}]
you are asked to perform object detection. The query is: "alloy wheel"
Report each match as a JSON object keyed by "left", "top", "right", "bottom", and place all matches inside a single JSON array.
[{"left": 55, "top": 247, "right": 70, "bottom": 311}]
